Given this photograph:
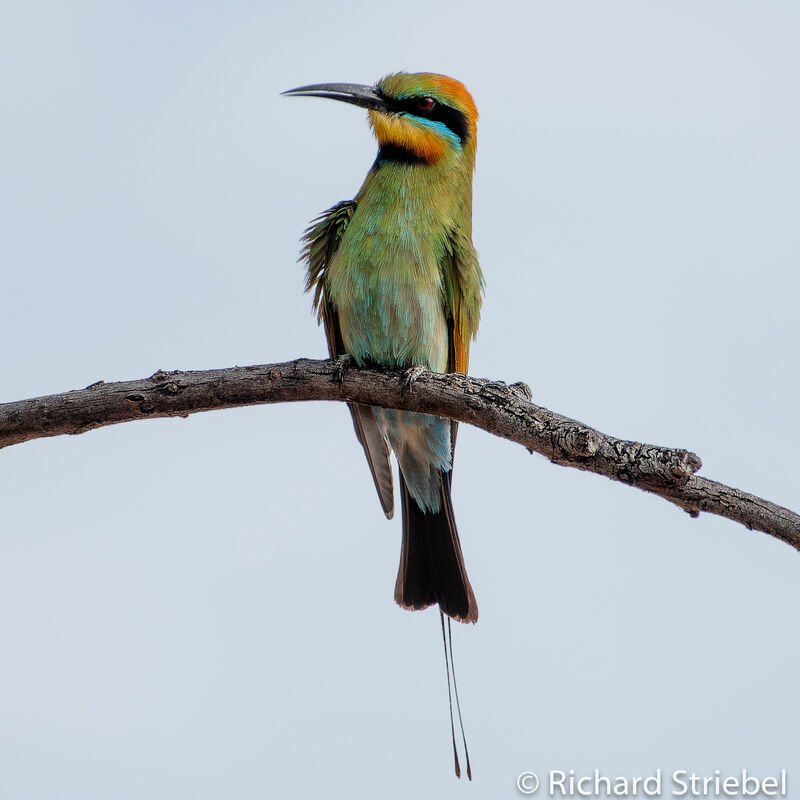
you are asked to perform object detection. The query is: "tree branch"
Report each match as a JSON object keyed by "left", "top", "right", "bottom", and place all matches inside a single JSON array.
[{"left": 2, "top": 357, "right": 798, "bottom": 550}]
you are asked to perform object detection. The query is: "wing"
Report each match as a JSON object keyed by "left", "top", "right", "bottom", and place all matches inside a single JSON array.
[
  {"left": 441, "top": 226, "right": 484, "bottom": 460},
  {"left": 301, "top": 202, "right": 395, "bottom": 519}
]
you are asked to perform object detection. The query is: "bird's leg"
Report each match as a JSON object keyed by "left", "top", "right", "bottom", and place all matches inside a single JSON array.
[
  {"left": 401, "top": 364, "right": 428, "bottom": 395},
  {"left": 332, "top": 354, "right": 356, "bottom": 388}
]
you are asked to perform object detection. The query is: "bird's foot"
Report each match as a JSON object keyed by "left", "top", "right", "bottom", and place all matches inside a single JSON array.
[
  {"left": 401, "top": 365, "right": 428, "bottom": 395},
  {"left": 332, "top": 354, "right": 356, "bottom": 388}
]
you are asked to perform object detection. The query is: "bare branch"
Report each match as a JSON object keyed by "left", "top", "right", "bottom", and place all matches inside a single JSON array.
[{"left": 1, "top": 358, "right": 798, "bottom": 549}]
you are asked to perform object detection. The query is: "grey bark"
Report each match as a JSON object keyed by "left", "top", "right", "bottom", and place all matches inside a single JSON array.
[{"left": 1, "top": 357, "right": 798, "bottom": 550}]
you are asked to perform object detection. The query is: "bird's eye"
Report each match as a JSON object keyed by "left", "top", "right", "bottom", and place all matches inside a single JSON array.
[{"left": 417, "top": 96, "right": 436, "bottom": 112}]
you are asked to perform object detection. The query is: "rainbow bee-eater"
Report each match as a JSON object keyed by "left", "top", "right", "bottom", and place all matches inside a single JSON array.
[
  {"left": 284, "top": 73, "right": 482, "bottom": 625},
  {"left": 285, "top": 72, "right": 482, "bottom": 627},
  {"left": 284, "top": 70, "right": 482, "bottom": 778}
]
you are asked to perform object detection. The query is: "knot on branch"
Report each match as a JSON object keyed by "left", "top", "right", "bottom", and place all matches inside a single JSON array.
[
  {"left": 149, "top": 369, "right": 174, "bottom": 381},
  {"left": 614, "top": 442, "right": 702, "bottom": 487},
  {"left": 509, "top": 381, "right": 533, "bottom": 401},
  {"left": 553, "top": 426, "right": 601, "bottom": 458},
  {"left": 148, "top": 369, "right": 182, "bottom": 396},
  {"left": 126, "top": 393, "right": 155, "bottom": 414},
  {"left": 645, "top": 446, "right": 702, "bottom": 483}
]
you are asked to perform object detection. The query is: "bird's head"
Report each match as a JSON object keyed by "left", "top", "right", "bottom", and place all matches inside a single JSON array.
[{"left": 283, "top": 72, "right": 478, "bottom": 166}]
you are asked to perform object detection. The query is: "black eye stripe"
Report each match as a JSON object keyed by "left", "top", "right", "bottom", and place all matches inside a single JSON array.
[{"left": 376, "top": 91, "right": 470, "bottom": 145}]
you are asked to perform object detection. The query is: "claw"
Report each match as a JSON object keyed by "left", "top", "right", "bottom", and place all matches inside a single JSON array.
[
  {"left": 401, "top": 364, "right": 427, "bottom": 395},
  {"left": 333, "top": 354, "right": 355, "bottom": 388}
]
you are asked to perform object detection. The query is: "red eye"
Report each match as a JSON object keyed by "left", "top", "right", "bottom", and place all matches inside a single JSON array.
[{"left": 417, "top": 96, "right": 436, "bottom": 111}]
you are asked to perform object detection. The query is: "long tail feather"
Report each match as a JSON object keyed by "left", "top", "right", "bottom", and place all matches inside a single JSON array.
[
  {"left": 394, "top": 472, "right": 478, "bottom": 623},
  {"left": 447, "top": 615, "right": 472, "bottom": 779}
]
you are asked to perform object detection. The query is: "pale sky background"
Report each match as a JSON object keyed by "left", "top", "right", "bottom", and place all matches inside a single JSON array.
[{"left": 1, "top": 2, "right": 799, "bottom": 798}]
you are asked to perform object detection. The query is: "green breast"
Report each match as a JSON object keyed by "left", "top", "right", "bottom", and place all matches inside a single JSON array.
[{"left": 326, "top": 165, "right": 455, "bottom": 371}]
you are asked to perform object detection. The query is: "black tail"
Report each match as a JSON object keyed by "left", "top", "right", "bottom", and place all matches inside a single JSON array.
[{"left": 394, "top": 471, "right": 478, "bottom": 624}]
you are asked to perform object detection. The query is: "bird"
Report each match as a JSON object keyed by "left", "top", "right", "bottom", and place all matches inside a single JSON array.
[
  {"left": 284, "top": 71, "right": 483, "bottom": 622},
  {"left": 283, "top": 73, "right": 483, "bottom": 776}
]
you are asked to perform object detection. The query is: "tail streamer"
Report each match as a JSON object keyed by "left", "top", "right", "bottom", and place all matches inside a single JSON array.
[{"left": 440, "top": 610, "right": 472, "bottom": 780}]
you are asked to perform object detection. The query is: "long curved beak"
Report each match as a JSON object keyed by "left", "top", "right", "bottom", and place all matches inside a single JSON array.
[{"left": 281, "top": 82, "right": 387, "bottom": 112}]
